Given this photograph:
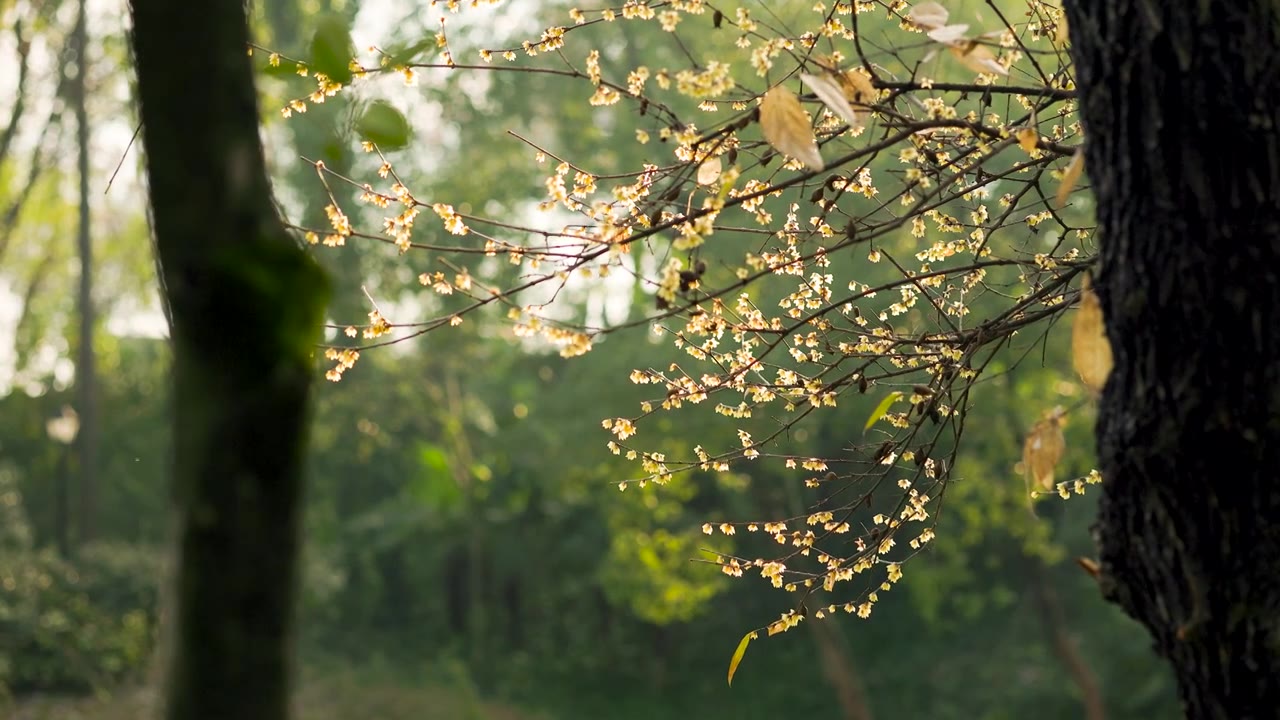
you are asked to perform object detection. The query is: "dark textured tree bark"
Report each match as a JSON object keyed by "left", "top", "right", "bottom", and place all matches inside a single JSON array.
[
  {"left": 129, "top": 1, "right": 329, "bottom": 719},
  {"left": 1066, "top": 2, "right": 1280, "bottom": 717}
]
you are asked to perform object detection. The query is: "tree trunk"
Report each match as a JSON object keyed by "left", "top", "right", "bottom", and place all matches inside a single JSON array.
[
  {"left": 129, "top": 2, "right": 329, "bottom": 720},
  {"left": 54, "top": 447, "right": 70, "bottom": 558},
  {"left": 1066, "top": 3, "right": 1280, "bottom": 717},
  {"left": 1027, "top": 561, "right": 1105, "bottom": 720},
  {"left": 72, "top": 0, "right": 97, "bottom": 548},
  {"left": 807, "top": 613, "right": 874, "bottom": 720}
]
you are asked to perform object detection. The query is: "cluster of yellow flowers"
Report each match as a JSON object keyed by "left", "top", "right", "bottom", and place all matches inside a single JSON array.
[{"left": 277, "top": 0, "right": 1085, "bottom": 639}]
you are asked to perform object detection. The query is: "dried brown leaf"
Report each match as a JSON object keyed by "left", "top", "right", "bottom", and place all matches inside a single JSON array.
[
  {"left": 948, "top": 41, "right": 1008, "bottom": 76},
  {"left": 1056, "top": 148, "right": 1085, "bottom": 207},
  {"left": 800, "top": 72, "right": 863, "bottom": 130},
  {"left": 1016, "top": 127, "right": 1039, "bottom": 153},
  {"left": 760, "top": 85, "right": 824, "bottom": 170},
  {"left": 697, "top": 156, "right": 722, "bottom": 185},
  {"left": 840, "top": 68, "right": 877, "bottom": 107},
  {"left": 1072, "top": 274, "right": 1113, "bottom": 393},
  {"left": 1023, "top": 414, "right": 1065, "bottom": 491},
  {"left": 927, "top": 23, "right": 971, "bottom": 45},
  {"left": 1054, "top": 14, "right": 1070, "bottom": 47},
  {"left": 907, "top": 1, "right": 949, "bottom": 29}
]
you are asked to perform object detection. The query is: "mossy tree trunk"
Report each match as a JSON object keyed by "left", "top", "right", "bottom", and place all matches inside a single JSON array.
[
  {"left": 1066, "top": 2, "right": 1280, "bottom": 717},
  {"left": 129, "top": 2, "right": 329, "bottom": 719}
]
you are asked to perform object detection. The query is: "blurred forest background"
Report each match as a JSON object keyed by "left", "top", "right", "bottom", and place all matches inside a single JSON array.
[{"left": 0, "top": 0, "right": 1178, "bottom": 718}]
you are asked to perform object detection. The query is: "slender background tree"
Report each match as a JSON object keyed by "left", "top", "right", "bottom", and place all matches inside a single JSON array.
[
  {"left": 72, "top": 0, "right": 98, "bottom": 548},
  {"left": 129, "top": 1, "right": 328, "bottom": 718}
]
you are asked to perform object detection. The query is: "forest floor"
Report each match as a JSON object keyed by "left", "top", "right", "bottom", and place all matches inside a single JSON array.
[{"left": 9, "top": 668, "right": 547, "bottom": 720}]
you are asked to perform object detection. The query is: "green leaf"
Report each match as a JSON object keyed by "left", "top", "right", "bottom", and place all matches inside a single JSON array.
[
  {"left": 356, "top": 101, "right": 412, "bottom": 149},
  {"left": 260, "top": 60, "right": 300, "bottom": 80},
  {"left": 310, "top": 14, "right": 354, "bottom": 85},
  {"left": 383, "top": 37, "right": 435, "bottom": 66},
  {"left": 408, "top": 444, "right": 463, "bottom": 511},
  {"left": 863, "top": 391, "right": 903, "bottom": 432},
  {"left": 727, "top": 631, "right": 755, "bottom": 686}
]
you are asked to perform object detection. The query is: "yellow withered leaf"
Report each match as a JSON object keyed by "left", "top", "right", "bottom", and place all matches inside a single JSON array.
[
  {"left": 760, "top": 85, "right": 824, "bottom": 170},
  {"left": 1023, "top": 412, "right": 1065, "bottom": 491},
  {"left": 948, "top": 41, "right": 1008, "bottom": 76},
  {"left": 800, "top": 72, "right": 863, "bottom": 130},
  {"left": 1072, "top": 274, "right": 1113, "bottom": 393},
  {"left": 811, "top": 54, "right": 842, "bottom": 73},
  {"left": 1056, "top": 148, "right": 1085, "bottom": 207},
  {"left": 906, "top": 1, "right": 949, "bottom": 29},
  {"left": 927, "top": 23, "right": 971, "bottom": 45},
  {"left": 697, "top": 156, "right": 722, "bottom": 185},
  {"left": 1016, "top": 127, "right": 1039, "bottom": 153},
  {"left": 727, "top": 631, "right": 756, "bottom": 687},
  {"left": 1053, "top": 14, "right": 1070, "bottom": 47},
  {"left": 839, "top": 68, "right": 877, "bottom": 108}
]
